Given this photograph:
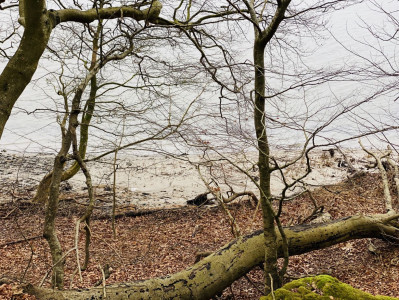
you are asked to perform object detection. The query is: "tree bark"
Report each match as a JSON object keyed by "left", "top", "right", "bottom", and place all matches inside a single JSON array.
[
  {"left": 0, "top": 0, "right": 53, "bottom": 138},
  {"left": 253, "top": 37, "right": 280, "bottom": 292},
  {"left": 247, "top": 0, "right": 292, "bottom": 292},
  {"left": 55, "top": 2, "right": 162, "bottom": 24},
  {"left": 43, "top": 87, "right": 86, "bottom": 289},
  {"left": 26, "top": 213, "right": 399, "bottom": 300}
]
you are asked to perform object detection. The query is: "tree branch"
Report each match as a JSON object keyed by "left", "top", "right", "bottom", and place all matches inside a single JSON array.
[{"left": 55, "top": 1, "right": 162, "bottom": 25}]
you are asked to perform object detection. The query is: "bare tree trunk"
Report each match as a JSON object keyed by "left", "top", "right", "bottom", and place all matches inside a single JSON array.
[
  {"left": 70, "top": 125, "right": 95, "bottom": 271},
  {"left": 253, "top": 39, "right": 280, "bottom": 292},
  {"left": 0, "top": 0, "right": 53, "bottom": 138},
  {"left": 247, "top": 0, "right": 291, "bottom": 293},
  {"left": 43, "top": 87, "right": 85, "bottom": 289},
  {"left": 27, "top": 213, "right": 399, "bottom": 299}
]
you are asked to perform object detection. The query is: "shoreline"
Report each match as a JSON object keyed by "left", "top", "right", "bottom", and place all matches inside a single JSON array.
[{"left": 0, "top": 148, "right": 378, "bottom": 209}]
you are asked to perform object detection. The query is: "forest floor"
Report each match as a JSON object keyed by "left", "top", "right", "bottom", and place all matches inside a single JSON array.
[{"left": 1, "top": 172, "right": 399, "bottom": 299}]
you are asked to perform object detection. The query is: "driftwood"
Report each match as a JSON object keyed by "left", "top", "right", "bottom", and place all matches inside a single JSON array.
[{"left": 187, "top": 192, "right": 211, "bottom": 206}]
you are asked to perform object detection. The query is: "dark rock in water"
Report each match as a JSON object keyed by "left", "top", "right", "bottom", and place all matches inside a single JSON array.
[{"left": 187, "top": 193, "right": 209, "bottom": 206}]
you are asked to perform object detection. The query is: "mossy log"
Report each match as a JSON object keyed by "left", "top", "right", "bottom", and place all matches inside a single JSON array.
[
  {"left": 26, "top": 213, "right": 399, "bottom": 300},
  {"left": 261, "top": 275, "right": 397, "bottom": 299}
]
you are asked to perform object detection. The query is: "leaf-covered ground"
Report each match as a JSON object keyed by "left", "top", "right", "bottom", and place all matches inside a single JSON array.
[{"left": 0, "top": 172, "right": 398, "bottom": 299}]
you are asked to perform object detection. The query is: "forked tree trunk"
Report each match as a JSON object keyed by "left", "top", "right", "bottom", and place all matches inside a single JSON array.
[
  {"left": 33, "top": 41, "right": 98, "bottom": 204},
  {"left": 43, "top": 89, "right": 86, "bottom": 289},
  {"left": 42, "top": 36, "right": 140, "bottom": 290},
  {"left": 27, "top": 213, "right": 399, "bottom": 300}
]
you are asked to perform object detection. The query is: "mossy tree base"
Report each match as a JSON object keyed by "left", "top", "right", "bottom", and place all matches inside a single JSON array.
[{"left": 261, "top": 275, "right": 397, "bottom": 300}]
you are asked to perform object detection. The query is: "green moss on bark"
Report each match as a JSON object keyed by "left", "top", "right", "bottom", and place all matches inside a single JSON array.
[{"left": 260, "top": 275, "right": 397, "bottom": 300}]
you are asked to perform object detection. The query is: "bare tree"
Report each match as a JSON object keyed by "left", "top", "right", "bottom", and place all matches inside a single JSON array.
[
  {"left": 36, "top": 8, "right": 204, "bottom": 288},
  {"left": 3, "top": 0, "right": 399, "bottom": 298},
  {"left": 328, "top": 0, "right": 399, "bottom": 148},
  {"left": 0, "top": 0, "right": 163, "bottom": 138},
  {"left": 169, "top": 0, "right": 367, "bottom": 293}
]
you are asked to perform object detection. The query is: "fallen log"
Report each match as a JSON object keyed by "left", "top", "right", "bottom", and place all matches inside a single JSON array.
[{"left": 25, "top": 213, "right": 399, "bottom": 300}]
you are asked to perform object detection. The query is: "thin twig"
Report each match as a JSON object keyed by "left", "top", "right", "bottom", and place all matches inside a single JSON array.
[
  {"left": 359, "top": 140, "right": 394, "bottom": 212},
  {"left": 39, "top": 248, "right": 76, "bottom": 287},
  {"left": 268, "top": 273, "right": 276, "bottom": 300},
  {"left": 99, "top": 264, "right": 107, "bottom": 297}
]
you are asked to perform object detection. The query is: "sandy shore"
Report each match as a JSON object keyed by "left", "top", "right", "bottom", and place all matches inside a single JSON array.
[{"left": 0, "top": 148, "right": 377, "bottom": 209}]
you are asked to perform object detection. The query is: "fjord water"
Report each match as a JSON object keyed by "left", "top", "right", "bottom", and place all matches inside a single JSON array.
[{"left": 0, "top": 1, "right": 398, "bottom": 154}]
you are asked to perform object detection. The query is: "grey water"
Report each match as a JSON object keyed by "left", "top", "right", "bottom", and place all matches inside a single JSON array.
[{"left": 1, "top": 1, "right": 398, "bottom": 156}]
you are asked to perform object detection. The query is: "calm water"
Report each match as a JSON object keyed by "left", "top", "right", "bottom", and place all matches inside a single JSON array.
[{"left": 1, "top": 1, "right": 398, "bottom": 155}]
